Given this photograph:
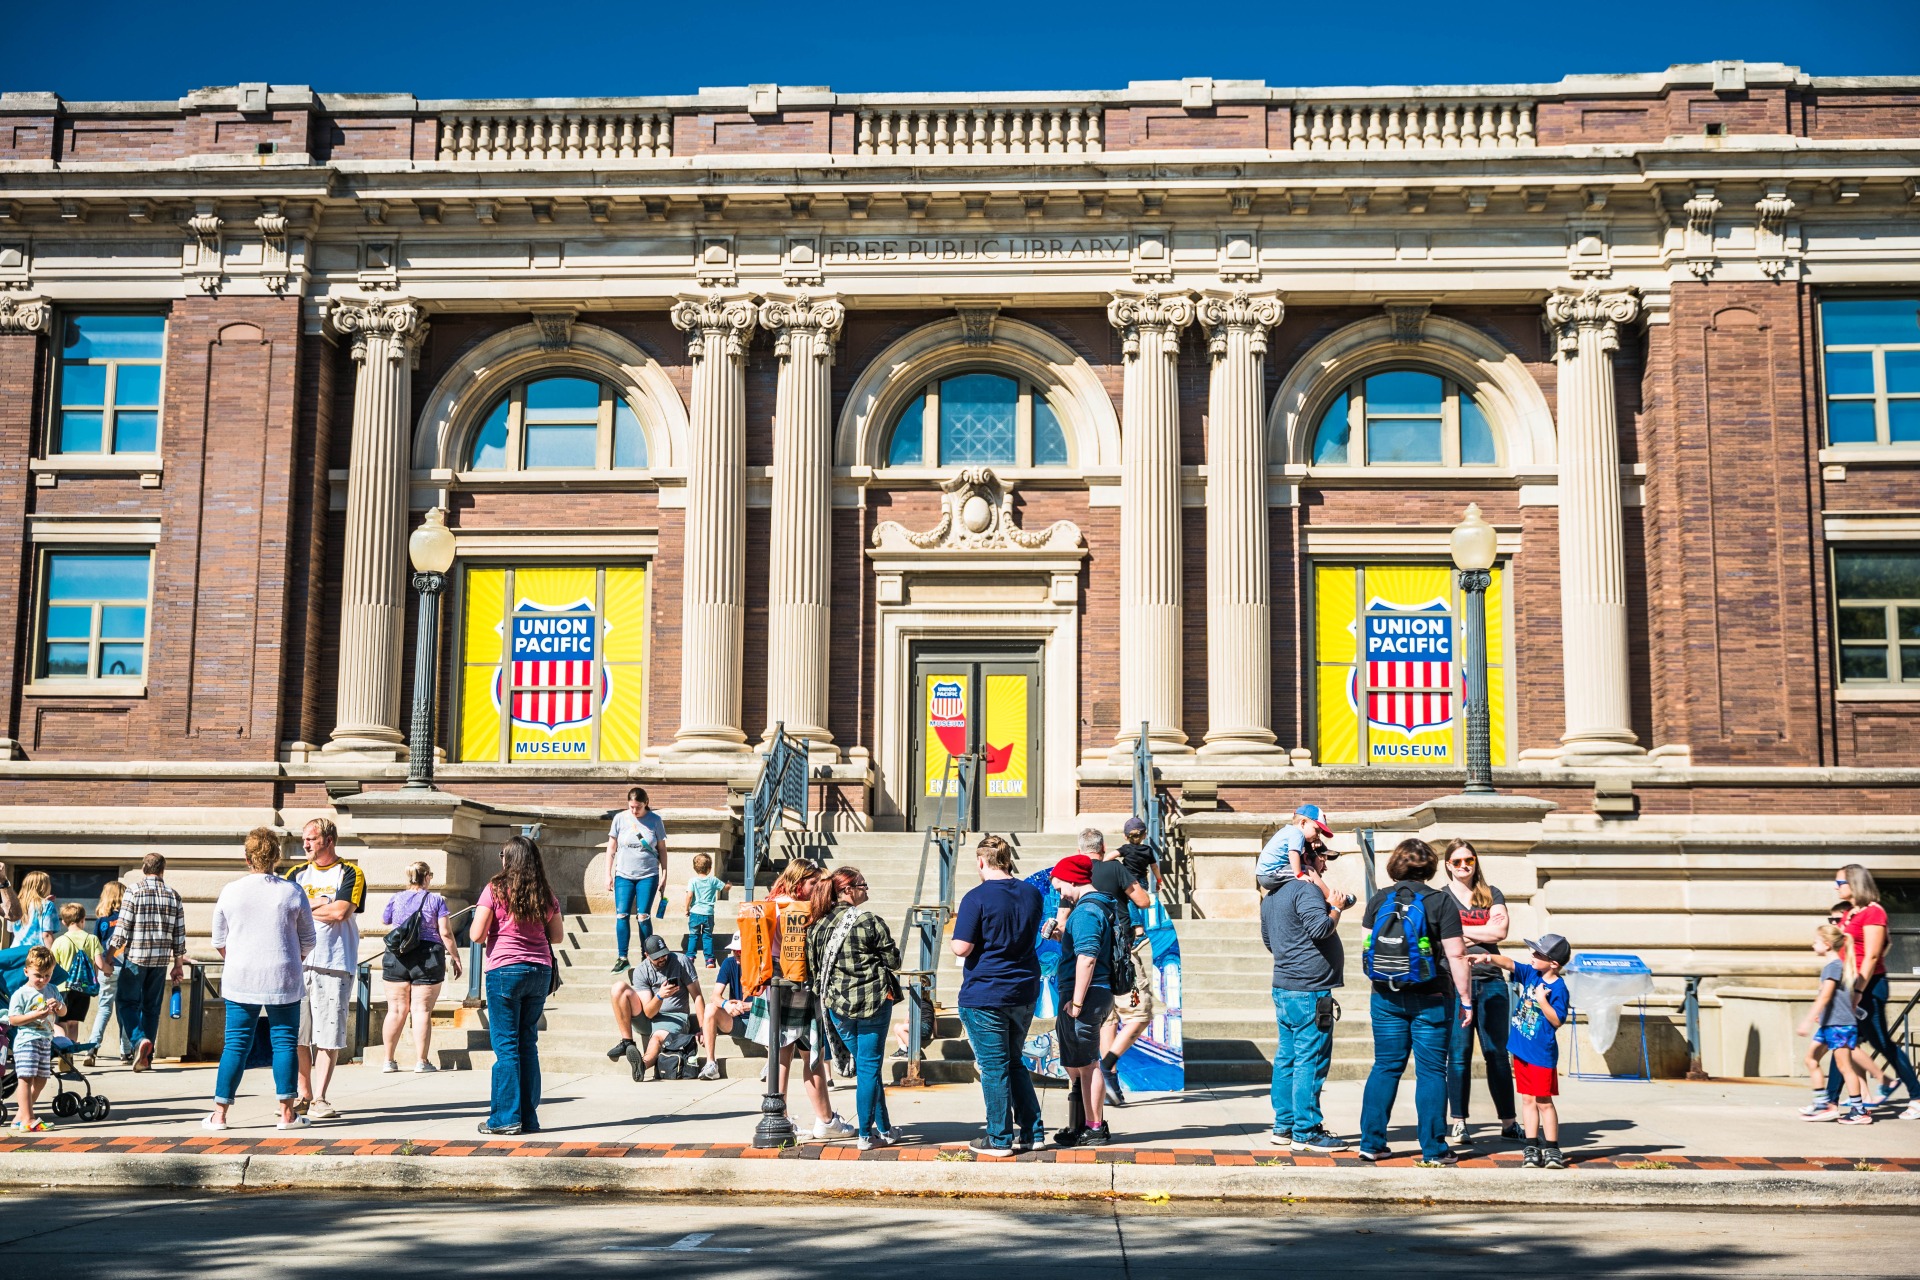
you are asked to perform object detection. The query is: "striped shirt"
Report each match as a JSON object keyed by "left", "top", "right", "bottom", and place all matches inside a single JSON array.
[
  {"left": 807, "top": 905, "right": 901, "bottom": 1021},
  {"left": 109, "top": 875, "right": 186, "bottom": 969}
]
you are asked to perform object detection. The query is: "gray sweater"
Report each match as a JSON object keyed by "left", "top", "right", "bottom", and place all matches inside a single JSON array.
[{"left": 1261, "top": 877, "right": 1344, "bottom": 992}]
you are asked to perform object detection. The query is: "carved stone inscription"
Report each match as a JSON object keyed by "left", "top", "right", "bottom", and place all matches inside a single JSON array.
[{"left": 825, "top": 235, "right": 1130, "bottom": 264}]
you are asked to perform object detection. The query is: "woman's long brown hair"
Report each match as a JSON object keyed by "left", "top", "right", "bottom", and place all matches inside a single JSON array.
[
  {"left": 1446, "top": 837, "right": 1493, "bottom": 911},
  {"left": 808, "top": 867, "right": 862, "bottom": 922},
  {"left": 489, "top": 836, "right": 556, "bottom": 923}
]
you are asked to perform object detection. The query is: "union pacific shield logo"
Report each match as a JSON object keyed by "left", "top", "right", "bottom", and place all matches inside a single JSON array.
[
  {"left": 930, "top": 679, "right": 967, "bottom": 756},
  {"left": 507, "top": 600, "right": 597, "bottom": 731},
  {"left": 1361, "top": 597, "right": 1455, "bottom": 735}
]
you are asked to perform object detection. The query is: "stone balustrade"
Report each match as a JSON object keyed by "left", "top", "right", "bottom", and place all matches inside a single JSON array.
[
  {"left": 1291, "top": 100, "right": 1536, "bottom": 151},
  {"left": 437, "top": 111, "right": 673, "bottom": 162},
  {"left": 853, "top": 106, "right": 1103, "bottom": 156}
]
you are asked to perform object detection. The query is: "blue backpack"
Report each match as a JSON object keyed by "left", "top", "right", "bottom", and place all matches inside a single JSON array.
[{"left": 1362, "top": 885, "right": 1436, "bottom": 987}]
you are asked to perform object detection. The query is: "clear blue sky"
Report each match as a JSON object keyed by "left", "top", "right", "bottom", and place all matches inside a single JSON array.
[{"left": 9, "top": 0, "right": 1916, "bottom": 101}]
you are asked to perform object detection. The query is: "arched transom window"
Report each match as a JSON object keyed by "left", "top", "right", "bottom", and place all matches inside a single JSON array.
[
  {"left": 1311, "top": 369, "right": 1497, "bottom": 468},
  {"left": 882, "top": 371, "right": 1071, "bottom": 468},
  {"left": 467, "top": 375, "right": 648, "bottom": 472}
]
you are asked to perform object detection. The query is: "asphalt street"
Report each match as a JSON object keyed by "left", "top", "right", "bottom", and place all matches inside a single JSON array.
[{"left": 0, "top": 1191, "right": 1912, "bottom": 1277}]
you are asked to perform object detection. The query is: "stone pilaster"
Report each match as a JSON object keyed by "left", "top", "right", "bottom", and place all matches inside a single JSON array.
[
  {"left": 0, "top": 296, "right": 51, "bottom": 760},
  {"left": 324, "top": 296, "right": 426, "bottom": 757},
  {"left": 1196, "top": 289, "right": 1285, "bottom": 757},
  {"left": 1108, "top": 289, "right": 1194, "bottom": 756},
  {"left": 1545, "top": 285, "right": 1643, "bottom": 760},
  {"left": 758, "top": 291, "right": 844, "bottom": 757},
  {"left": 668, "top": 291, "right": 757, "bottom": 755}
]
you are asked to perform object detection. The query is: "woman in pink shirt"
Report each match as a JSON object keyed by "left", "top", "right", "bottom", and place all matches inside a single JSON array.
[
  {"left": 1833, "top": 865, "right": 1919, "bottom": 1117},
  {"left": 472, "top": 836, "right": 562, "bottom": 1136}
]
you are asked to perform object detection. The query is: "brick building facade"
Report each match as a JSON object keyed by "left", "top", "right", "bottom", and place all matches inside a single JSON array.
[{"left": 1, "top": 63, "right": 1917, "bottom": 1008}]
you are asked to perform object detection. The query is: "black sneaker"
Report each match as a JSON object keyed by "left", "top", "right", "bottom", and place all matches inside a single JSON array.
[
  {"left": 1355, "top": 1147, "right": 1392, "bottom": 1163},
  {"left": 611, "top": 957, "right": 630, "bottom": 974},
  {"left": 968, "top": 1137, "right": 1014, "bottom": 1158},
  {"left": 1290, "top": 1127, "right": 1351, "bottom": 1153},
  {"left": 626, "top": 1043, "right": 647, "bottom": 1082},
  {"left": 1080, "top": 1124, "right": 1112, "bottom": 1147},
  {"left": 1011, "top": 1133, "right": 1038, "bottom": 1154},
  {"left": 1522, "top": 1145, "right": 1544, "bottom": 1168},
  {"left": 1053, "top": 1125, "right": 1084, "bottom": 1148},
  {"left": 477, "top": 1121, "right": 524, "bottom": 1136},
  {"left": 1543, "top": 1146, "right": 1569, "bottom": 1169},
  {"left": 606, "top": 1038, "right": 635, "bottom": 1062},
  {"left": 1500, "top": 1121, "right": 1525, "bottom": 1142}
]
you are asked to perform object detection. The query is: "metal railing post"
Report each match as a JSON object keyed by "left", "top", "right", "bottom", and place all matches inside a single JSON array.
[
  {"left": 353, "top": 961, "right": 372, "bottom": 1062},
  {"left": 1358, "top": 828, "right": 1378, "bottom": 902},
  {"left": 1683, "top": 975, "right": 1707, "bottom": 1080}
]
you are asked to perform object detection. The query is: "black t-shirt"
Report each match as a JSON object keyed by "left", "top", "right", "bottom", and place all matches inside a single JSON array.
[
  {"left": 1362, "top": 880, "right": 1463, "bottom": 994},
  {"left": 1450, "top": 883, "right": 1507, "bottom": 957},
  {"left": 1116, "top": 841, "right": 1157, "bottom": 883}
]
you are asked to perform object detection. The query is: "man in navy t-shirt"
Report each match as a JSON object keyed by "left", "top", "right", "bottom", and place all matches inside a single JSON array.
[{"left": 950, "top": 834, "right": 1044, "bottom": 1157}]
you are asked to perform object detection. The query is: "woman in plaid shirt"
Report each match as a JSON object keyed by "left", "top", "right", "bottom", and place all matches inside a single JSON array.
[{"left": 807, "top": 867, "right": 904, "bottom": 1150}]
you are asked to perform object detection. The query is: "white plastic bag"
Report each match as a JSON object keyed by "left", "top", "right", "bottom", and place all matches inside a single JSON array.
[{"left": 1563, "top": 961, "right": 1655, "bottom": 1053}]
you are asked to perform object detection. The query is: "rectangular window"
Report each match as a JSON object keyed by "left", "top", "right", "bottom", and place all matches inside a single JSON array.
[
  {"left": 1832, "top": 548, "right": 1920, "bottom": 686},
  {"left": 1313, "top": 563, "right": 1509, "bottom": 767},
  {"left": 37, "top": 550, "right": 153, "bottom": 681},
  {"left": 457, "top": 564, "right": 647, "bottom": 762},
  {"left": 1820, "top": 297, "right": 1920, "bottom": 447},
  {"left": 55, "top": 315, "right": 166, "bottom": 455}
]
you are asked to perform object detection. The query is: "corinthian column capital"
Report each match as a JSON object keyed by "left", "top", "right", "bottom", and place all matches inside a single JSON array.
[
  {"left": 1546, "top": 285, "right": 1641, "bottom": 357},
  {"left": 1107, "top": 289, "right": 1194, "bottom": 357},
  {"left": 0, "top": 293, "right": 52, "bottom": 337},
  {"left": 327, "top": 295, "right": 427, "bottom": 363},
  {"left": 671, "top": 291, "right": 757, "bottom": 361},
  {"left": 758, "top": 291, "right": 844, "bottom": 362},
  {"left": 1197, "top": 289, "right": 1284, "bottom": 357}
]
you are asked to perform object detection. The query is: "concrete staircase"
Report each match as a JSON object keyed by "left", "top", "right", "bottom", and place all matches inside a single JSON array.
[{"left": 1179, "top": 918, "right": 1376, "bottom": 1082}]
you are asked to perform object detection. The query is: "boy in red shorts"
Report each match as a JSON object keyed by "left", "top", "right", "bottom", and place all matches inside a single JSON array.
[{"left": 1477, "top": 933, "right": 1572, "bottom": 1168}]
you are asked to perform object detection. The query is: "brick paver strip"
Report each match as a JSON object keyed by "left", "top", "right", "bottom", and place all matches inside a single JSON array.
[{"left": 0, "top": 1134, "right": 1914, "bottom": 1171}]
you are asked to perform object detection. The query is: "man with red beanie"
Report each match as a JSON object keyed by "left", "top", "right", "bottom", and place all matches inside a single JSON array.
[{"left": 1048, "top": 851, "right": 1117, "bottom": 1146}]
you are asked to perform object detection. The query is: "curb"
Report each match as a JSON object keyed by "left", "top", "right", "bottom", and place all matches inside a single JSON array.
[{"left": 2, "top": 1152, "right": 1914, "bottom": 1208}]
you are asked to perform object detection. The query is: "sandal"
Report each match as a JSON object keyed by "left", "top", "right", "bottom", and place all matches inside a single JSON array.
[{"left": 10, "top": 1119, "right": 51, "bottom": 1132}]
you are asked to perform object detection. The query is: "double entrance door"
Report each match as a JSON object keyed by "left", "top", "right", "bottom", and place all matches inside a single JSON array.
[{"left": 908, "top": 642, "right": 1042, "bottom": 834}]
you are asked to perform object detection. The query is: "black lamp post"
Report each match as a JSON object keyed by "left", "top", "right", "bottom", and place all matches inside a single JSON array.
[
  {"left": 405, "top": 507, "right": 456, "bottom": 790},
  {"left": 1450, "top": 503, "right": 1497, "bottom": 795}
]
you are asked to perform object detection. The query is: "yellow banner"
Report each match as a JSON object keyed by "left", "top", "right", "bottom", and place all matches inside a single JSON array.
[
  {"left": 924, "top": 672, "right": 968, "bottom": 797},
  {"left": 984, "top": 673, "right": 1029, "bottom": 798}
]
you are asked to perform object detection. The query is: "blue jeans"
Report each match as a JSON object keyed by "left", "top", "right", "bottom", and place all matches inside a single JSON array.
[
  {"left": 957, "top": 1003, "right": 1041, "bottom": 1148},
  {"left": 486, "top": 963, "right": 549, "bottom": 1130},
  {"left": 214, "top": 999, "right": 299, "bottom": 1104},
  {"left": 1827, "top": 972, "right": 1920, "bottom": 1101},
  {"left": 1448, "top": 974, "right": 1517, "bottom": 1121},
  {"left": 613, "top": 874, "right": 659, "bottom": 960},
  {"left": 117, "top": 960, "right": 169, "bottom": 1051},
  {"left": 683, "top": 914, "right": 715, "bottom": 964},
  {"left": 1270, "top": 989, "right": 1334, "bottom": 1137},
  {"left": 831, "top": 1004, "right": 895, "bottom": 1139},
  {"left": 88, "top": 977, "right": 120, "bottom": 1055},
  {"left": 1360, "top": 987, "right": 1453, "bottom": 1160}
]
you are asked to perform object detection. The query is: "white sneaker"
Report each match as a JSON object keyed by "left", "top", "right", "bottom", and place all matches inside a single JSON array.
[
  {"left": 1901, "top": 1103, "right": 1920, "bottom": 1121},
  {"left": 1447, "top": 1119, "right": 1472, "bottom": 1146},
  {"left": 813, "top": 1114, "right": 856, "bottom": 1140},
  {"left": 856, "top": 1136, "right": 875, "bottom": 1151},
  {"left": 276, "top": 1114, "right": 311, "bottom": 1130},
  {"left": 381, "top": 1060, "right": 400, "bottom": 1074},
  {"left": 414, "top": 1060, "right": 438, "bottom": 1073},
  {"left": 869, "top": 1127, "right": 901, "bottom": 1147},
  {"left": 201, "top": 1114, "right": 228, "bottom": 1131}
]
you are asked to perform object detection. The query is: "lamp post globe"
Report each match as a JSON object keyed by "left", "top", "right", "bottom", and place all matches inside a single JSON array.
[
  {"left": 404, "top": 508, "right": 455, "bottom": 789},
  {"left": 1452, "top": 503, "right": 1496, "bottom": 794}
]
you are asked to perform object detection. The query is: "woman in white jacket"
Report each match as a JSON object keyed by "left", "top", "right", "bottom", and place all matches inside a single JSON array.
[{"left": 205, "top": 826, "right": 316, "bottom": 1131}]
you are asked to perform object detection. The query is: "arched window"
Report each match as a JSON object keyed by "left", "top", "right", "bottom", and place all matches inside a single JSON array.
[
  {"left": 1310, "top": 369, "right": 1497, "bottom": 468},
  {"left": 881, "top": 371, "right": 1071, "bottom": 468},
  {"left": 466, "top": 375, "right": 648, "bottom": 472}
]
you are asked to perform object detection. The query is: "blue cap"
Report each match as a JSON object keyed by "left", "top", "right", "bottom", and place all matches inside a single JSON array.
[{"left": 1294, "top": 803, "right": 1333, "bottom": 837}]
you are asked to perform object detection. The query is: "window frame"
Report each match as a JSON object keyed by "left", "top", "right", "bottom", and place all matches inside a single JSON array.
[
  {"left": 1817, "top": 295, "right": 1920, "bottom": 450},
  {"left": 1831, "top": 545, "right": 1920, "bottom": 691},
  {"left": 880, "top": 368, "right": 1073, "bottom": 471},
  {"left": 30, "top": 546, "right": 155, "bottom": 690},
  {"left": 462, "top": 375, "right": 648, "bottom": 475},
  {"left": 1308, "top": 367, "right": 1498, "bottom": 470},
  {"left": 50, "top": 311, "right": 169, "bottom": 459}
]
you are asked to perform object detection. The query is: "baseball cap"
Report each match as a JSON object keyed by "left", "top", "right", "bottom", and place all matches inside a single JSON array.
[
  {"left": 1295, "top": 803, "right": 1334, "bottom": 838},
  {"left": 1525, "top": 934, "right": 1572, "bottom": 966},
  {"left": 1090, "top": 860, "right": 1133, "bottom": 898},
  {"left": 1122, "top": 816, "right": 1148, "bottom": 838},
  {"left": 642, "top": 932, "right": 672, "bottom": 958},
  {"left": 1051, "top": 854, "right": 1094, "bottom": 887},
  {"left": 726, "top": 935, "right": 742, "bottom": 952}
]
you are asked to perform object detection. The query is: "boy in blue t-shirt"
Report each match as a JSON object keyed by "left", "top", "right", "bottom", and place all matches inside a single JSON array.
[
  {"left": 1254, "top": 804, "right": 1335, "bottom": 893},
  {"left": 1477, "top": 933, "right": 1572, "bottom": 1169},
  {"left": 680, "top": 853, "right": 725, "bottom": 968}
]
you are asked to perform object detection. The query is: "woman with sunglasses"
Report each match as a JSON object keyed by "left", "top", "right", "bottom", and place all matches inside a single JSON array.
[
  {"left": 808, "top": 867, "right": 905, "bottom": 1150},
  {"left": 1444, "top": 838, "right": 1522, "bottom": 1146},
  {"left": 1832, "top": 865, "right": 1920, "bottom": 1118}
]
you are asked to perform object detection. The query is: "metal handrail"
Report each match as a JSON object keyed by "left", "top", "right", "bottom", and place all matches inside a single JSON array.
[
  {"left": 742, "top": 723, "right": 811, "bottom": 903},
  {"left": 898, "top": 750, "right": 977, "bottom": 1083}
]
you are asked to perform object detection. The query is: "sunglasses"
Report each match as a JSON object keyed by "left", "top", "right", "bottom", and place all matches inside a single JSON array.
[
  {"left": 1833, "top": 878, "right": 1849, "bottom": 886},
  {"left": 1449, "top": 858, "right": 1477, "bottom": 867},
  {"left": 847, "top": 879, "right": 868, "bottom": 890}
]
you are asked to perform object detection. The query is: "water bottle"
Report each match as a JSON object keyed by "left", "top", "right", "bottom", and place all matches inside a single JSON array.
[{"left": 170, "top": 984, "right": 182, "bottom": 1019}]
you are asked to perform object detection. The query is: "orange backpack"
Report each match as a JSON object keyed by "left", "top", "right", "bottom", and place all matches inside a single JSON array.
[
  {"left": 777, "top": 898, "right": 813, "bottom": 985},
  {"left": 734, "top": 900, "right": 777, "bottom": 994}
]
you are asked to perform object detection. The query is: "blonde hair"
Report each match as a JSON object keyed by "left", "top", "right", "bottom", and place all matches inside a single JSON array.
[
  {"left": 18, "top": 870, "right": 52, "bottom": 923},
  {"left": 243, "top": 826, "right": 281, "bottom": 873},
  {"left": 1446, "top": 838, "right": 1493, "bottom": 911},
  {"left": 304, "top": 816, "right": 338, "bottom": 844},
  {"left": 96, "top": 880, "right": 125, "bottom": 919},
  {"left": 771, "top": 858, "right": 820, "bottom": 899},
  {"left": 59, "top": 901, "right": 86, "bottom": 927},
  {"left": 406, "top": 861, "right": 432, "bottom": 888},
  {"left": 1816, "top": 924, "right": 1858, "bottom": 989},
  {"left": 976, "top": 834, "right": 1014, "bottom": 872},
  {"left": 692, "top": 852, "right": 713, "bottom": 875},
  {"left": 23, "top": 944, "right": 53, "bottom": 975},
  {"left": 1839, "top": 864, "right": 1880, "bottom": 908}
]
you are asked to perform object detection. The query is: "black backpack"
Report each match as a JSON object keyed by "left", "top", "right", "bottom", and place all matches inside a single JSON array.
[
  {"left": 384, "top": 896, "right": 430, "bottom": 958},
  {"left": 657, "top": 1029, "right": 701, "bottom": 1079},
  {"left": 1074, "top": 895, "right": 1138, "bottom": 993}
]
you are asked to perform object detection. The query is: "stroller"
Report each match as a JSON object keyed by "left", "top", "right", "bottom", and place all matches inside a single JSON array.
[{"left": 0, "top": 942, "right": 113, "bottom": 1127}]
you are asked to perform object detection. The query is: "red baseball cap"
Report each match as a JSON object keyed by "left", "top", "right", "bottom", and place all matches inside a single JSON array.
[{"left": 1051, "top": 854, "right": 1094, "bottom": 886}]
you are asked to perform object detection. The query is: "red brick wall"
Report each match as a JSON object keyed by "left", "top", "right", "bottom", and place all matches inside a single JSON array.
[
  {"left": 678, "top": 112, "right": 831, "bottom": 155},
  {"left": 1108, "top": 105, "right": 1274, "bottom": 150},
  {"left": 1808, "top": 93, "right": 1920, "bottom": 139},
  {"left": 0, "top": 331, "right": 46, "bottom": 742},
  {"left": 0, "top": 113, "right": 56, "bottom": 160},
  {"left": 314, "top": 116, "right": 421, "bottom": 160}
]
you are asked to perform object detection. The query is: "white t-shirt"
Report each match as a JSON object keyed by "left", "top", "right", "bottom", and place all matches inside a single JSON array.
[
  {"left": 290, "top": 858, "right": 364, "bottom": 975},
  {"left": 610, "top": 809, "right": 667, "bottom": 881}
]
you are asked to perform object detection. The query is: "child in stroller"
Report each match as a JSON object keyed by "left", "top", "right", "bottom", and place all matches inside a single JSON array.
[{"left": 2, "top": 942, "right": 112, "bottom": 1129}]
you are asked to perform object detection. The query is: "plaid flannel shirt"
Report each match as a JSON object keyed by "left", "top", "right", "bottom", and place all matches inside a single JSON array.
[
  {"left": 109, "top": 875, "right": 186, "bottom": 969},
  {"left": 808, "top": 905, "right": 901, "bottom": 1021}
]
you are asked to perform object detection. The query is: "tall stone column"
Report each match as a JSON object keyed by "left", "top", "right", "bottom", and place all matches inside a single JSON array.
[
  {"left": 758, "top": 291, "right": 844, "bottom": 757},
  {"left": 1108, "top": 290, "right": 1195, "bottom": 756},
  {"left": 0, "top": 296, "right": 52, "bottom": 760},
  {"left": 668, "top": 292, "right": 757, "bottom": 755},
  {"left": 1545, "top": 285, "right": 1643, "bottom": 759},
  {"left": 1196, "top": 289, "right": 1285, "bottom": 757},
  {"left": 325, "top": 296, "right": 426, "bottom": 756}
]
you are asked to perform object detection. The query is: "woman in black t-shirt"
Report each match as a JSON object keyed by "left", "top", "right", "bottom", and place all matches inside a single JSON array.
[{"left": 1444, "top": 838, "right": 1521, "bottom": 1145}]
